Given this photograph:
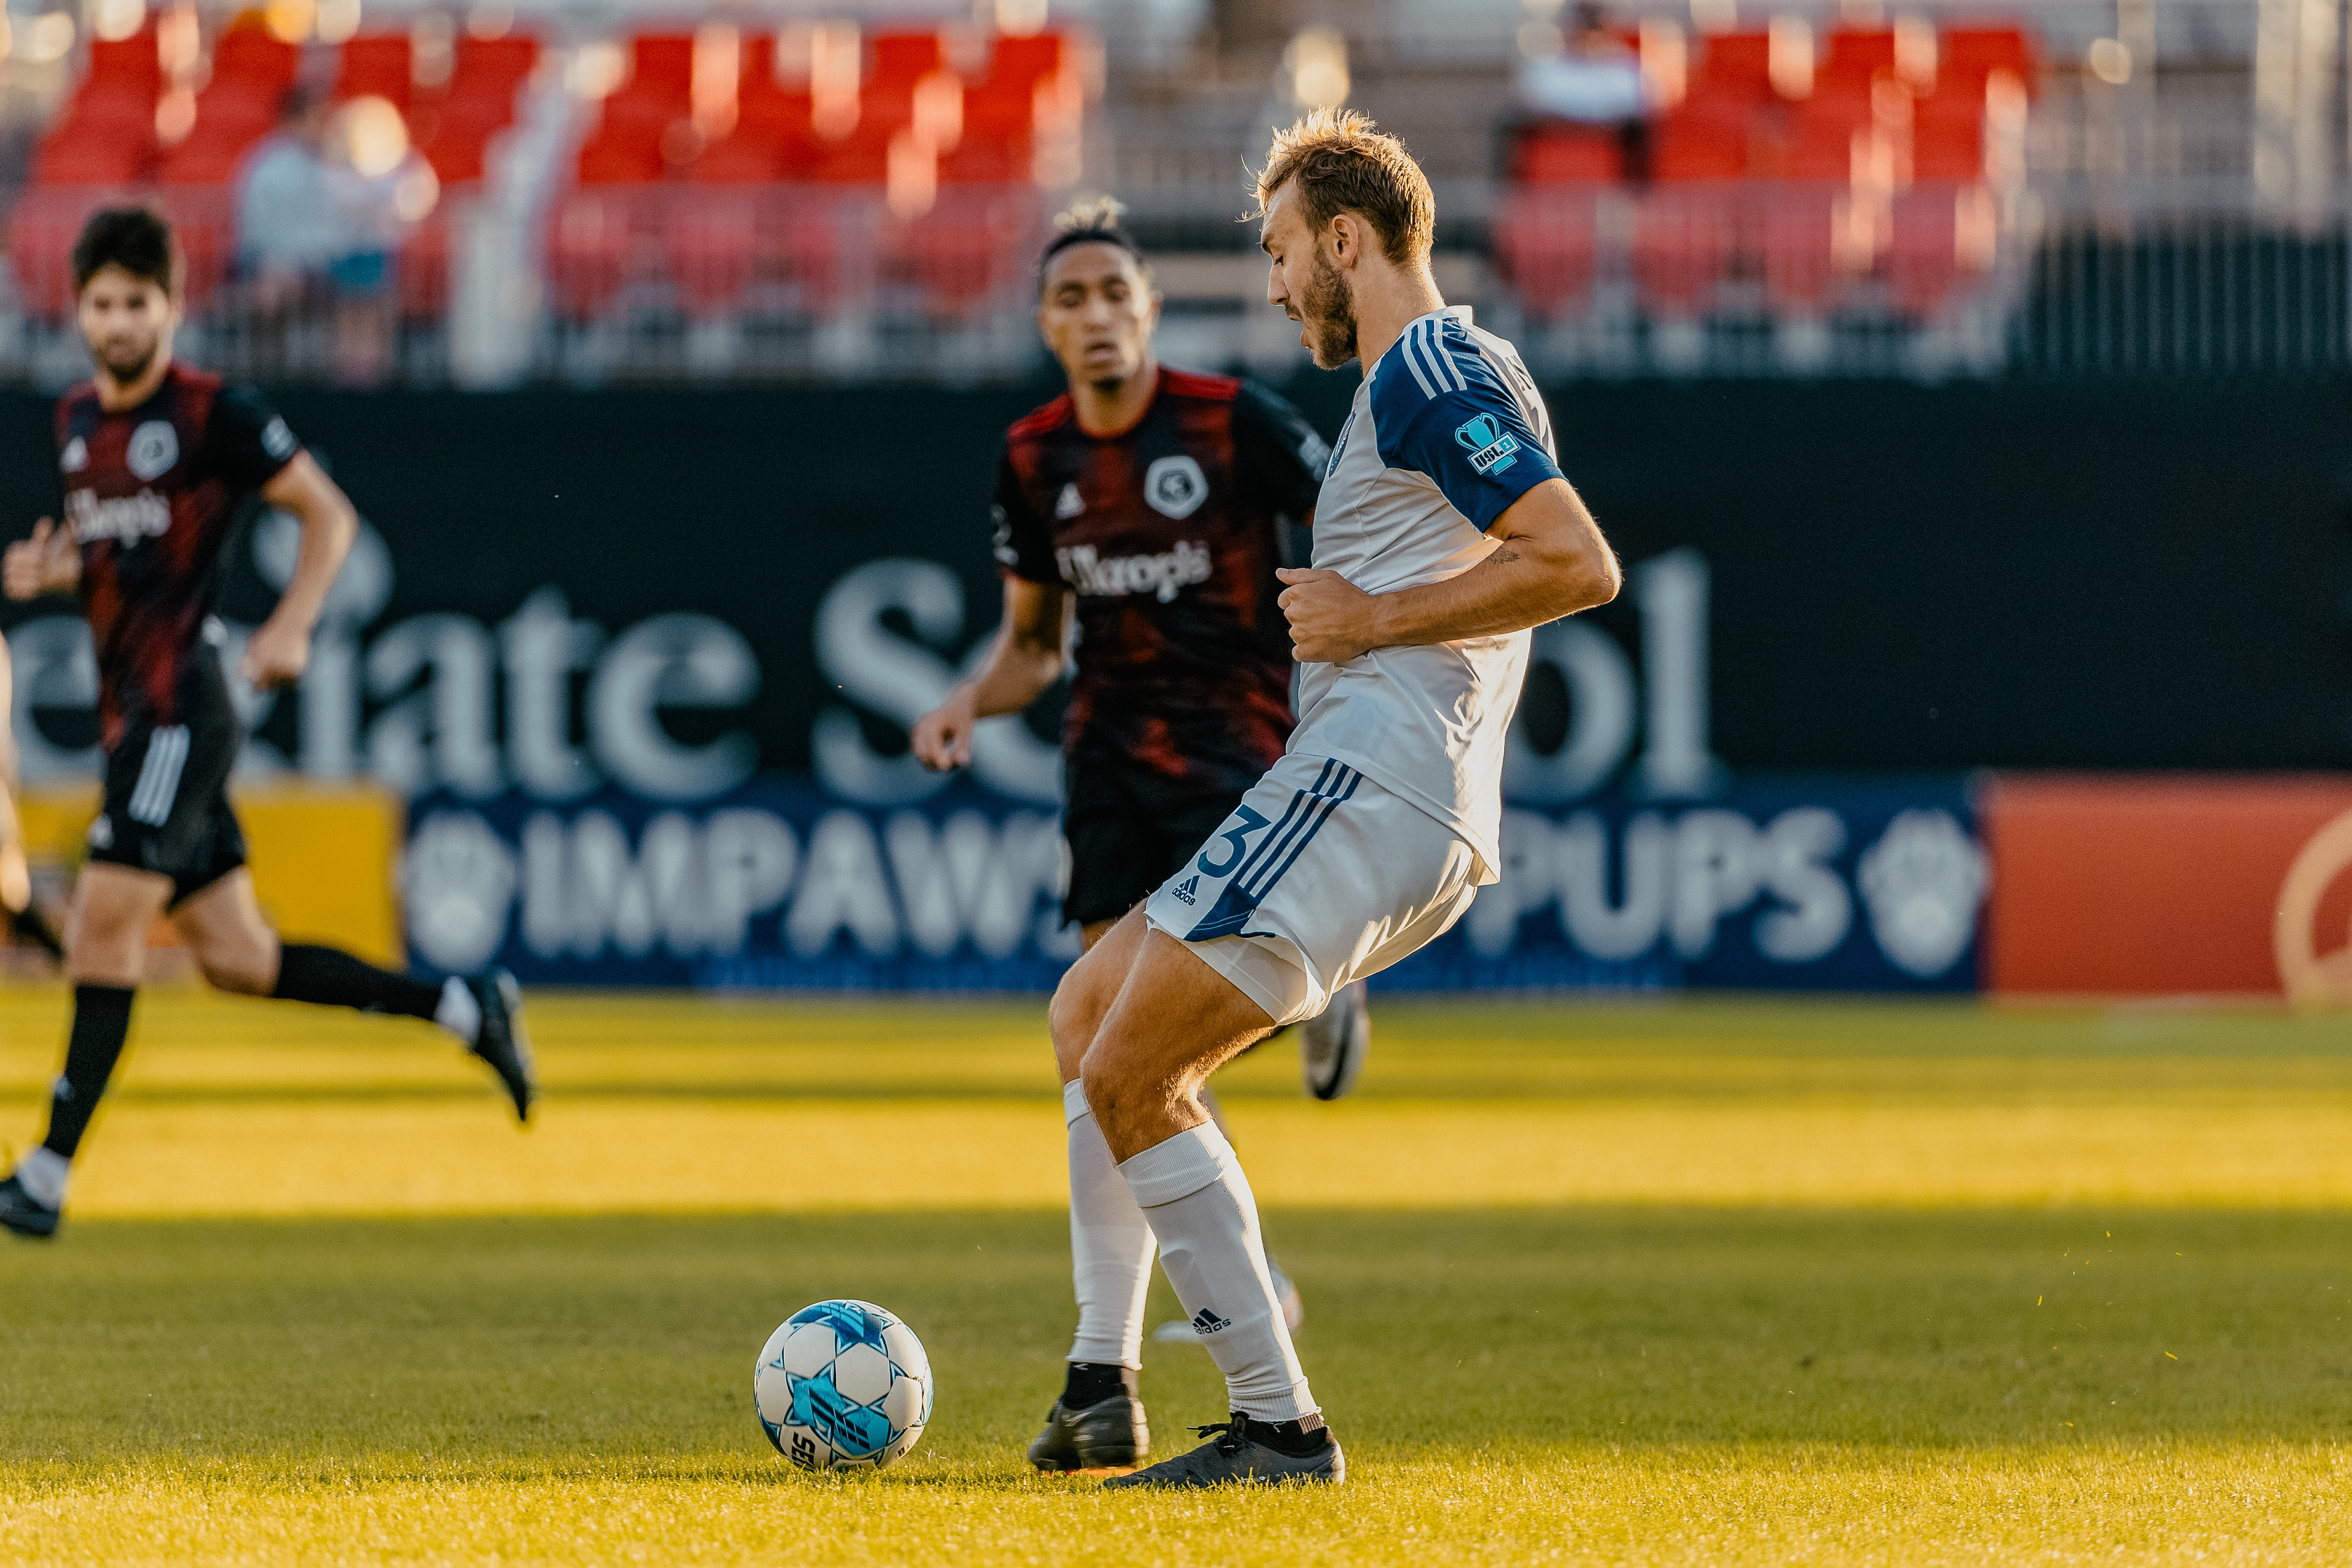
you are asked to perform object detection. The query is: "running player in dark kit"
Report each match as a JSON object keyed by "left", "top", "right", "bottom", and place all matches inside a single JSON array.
[
  {"left": 0, "top": 208, "right": 533, "bottom": 1241},
  {"left": 910, "top": 198, "right": 1369, "bottom": 1473}
]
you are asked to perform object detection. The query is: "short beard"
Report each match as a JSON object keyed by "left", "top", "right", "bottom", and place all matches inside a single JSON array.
[
  {"left": 1300, "top": 249, "right": 1359, "bottom": 370},
  {"left": 95, "top": 339, "right": 158, "bottom": 385}
]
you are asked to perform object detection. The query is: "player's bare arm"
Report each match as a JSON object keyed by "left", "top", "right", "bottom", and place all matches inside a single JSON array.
[
  {"left": 239, "top": 452, "right": 358, "bottom": 690},
  {"left": 1275, "top": 478, "right": 1620, "bottom": 664},
  {"left": 910, "top": 577, "right": 1070, "bottom": 770},
  {"left": 3, "top": 517, "right": 81, "bottom": 600}
]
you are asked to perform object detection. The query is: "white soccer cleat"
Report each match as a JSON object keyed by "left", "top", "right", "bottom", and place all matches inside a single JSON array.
[{"left": 1298, "top": 979, "right": 1370, "bottom": 1101}]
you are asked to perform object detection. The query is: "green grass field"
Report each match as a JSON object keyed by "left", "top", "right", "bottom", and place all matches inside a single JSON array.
[{"left": 3, "top": 988, "right": 2351, "bottom": 1565}]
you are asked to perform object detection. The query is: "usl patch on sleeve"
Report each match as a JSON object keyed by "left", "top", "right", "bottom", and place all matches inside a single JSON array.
[{"left": 1454, "top": 413, "right": 1521, "bottom": 476}]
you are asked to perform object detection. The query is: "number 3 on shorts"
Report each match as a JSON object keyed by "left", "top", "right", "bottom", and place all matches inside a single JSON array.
[{"left": 1196, "top": 805, "right": 1272, "bottom": 878}]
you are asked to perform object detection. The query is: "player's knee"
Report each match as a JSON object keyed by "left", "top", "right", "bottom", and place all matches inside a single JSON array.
[
  {"left": 1047, "top": 957, "right": 1114, "bottom": 1069},
  {"left": 194, "top": 943, "right": 273, "bottom": 995}
]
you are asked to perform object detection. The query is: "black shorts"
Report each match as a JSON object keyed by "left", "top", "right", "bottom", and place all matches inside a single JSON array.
[
  {"left": 88, "top": 654, "right": 247, "bottom": 910},
  {"left": 1062, "top": 753, "right": 1257, "bottom": 928}
]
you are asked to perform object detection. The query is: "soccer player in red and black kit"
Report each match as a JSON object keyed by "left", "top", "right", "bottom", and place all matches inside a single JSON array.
[
  {"left": 0, "top": 208, "right": 533, "bottom": 1241},
  {"left": 910, "top": 198, "right": 1367, "bottom": 1472}
]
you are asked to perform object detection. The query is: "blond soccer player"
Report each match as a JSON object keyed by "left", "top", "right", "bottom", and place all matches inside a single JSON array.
[{"left": 1047, "top": 112, "right": 1622, "bottom": 1487}]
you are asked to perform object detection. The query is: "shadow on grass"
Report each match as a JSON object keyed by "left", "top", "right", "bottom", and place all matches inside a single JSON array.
[{"left": 2, "top": 1206, "right": 2348, "bottom": 1470}]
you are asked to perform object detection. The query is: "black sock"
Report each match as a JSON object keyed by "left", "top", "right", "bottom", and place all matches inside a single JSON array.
[
  {"left": 271, "top": 944, "right": 443, "bottom": 1021},
  {"left": 41, "top": 984, "right": 135, "bottom": 1159},
  {"left": 1061, "top": 1362, "right": 1138, "bottom": 1410},
  {"left": 1243, "top": 1412, "right": 1331, "bottom": 1456}
]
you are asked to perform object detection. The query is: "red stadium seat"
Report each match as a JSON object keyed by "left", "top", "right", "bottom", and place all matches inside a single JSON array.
[
  {"left": 1513, "top": 125, "right": 1621, "bottom": 183},
  {"left": 690, "top": 132, "right": 784, "bottom": 183},
  {"left": 88, "top": 31, "right": 162, "bottom": 92},
  {"left": 1688, "top": 31, "right": 1771, "bottom": 105},
  {"left": 1941, "top": 28, "right": 2036, "bottom": 96},
  {"left": 336, "top": 33, "right": 413, "bottom": 108},
  {"left": 576, "top": 129, "right": 665, "bottom": 185},
  {"left": 1650, "top": 106, "right": 1748, "bottom": 181},
  {"left": 1819, "top": 29, "right": 1894, "bottom": 94},
  {"left": 987, "top": 33, "right": 1065, "bottom": 87},
  {"left": 213, "top": 25, "right": 299, "bottom": 92},
  {"left": 1910, "top": 94, "right": 1983, "bottom": 181},
  {"left": 630, "top": 35, "right": 694, "bottom": 102},
  {"left": 943, "top": 130, "right": 1030, "bottom": 183},
  {"left": 871, "top": 32, "right": 944, "bottom": 87},
  {"left": 32, "top": 131, "right": 148, "bottom": 186},
  {"left": 1886, "top": 183, "right": 1982, "bottom": 317},
  {"left": 452, "top": 32, "right": 539, "bottom": 91},
  {"left": 813, "top": 121, "right": 896, "bottom": 183}
]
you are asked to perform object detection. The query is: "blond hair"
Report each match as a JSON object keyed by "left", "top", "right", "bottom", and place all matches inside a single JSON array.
[{"left": 1251, "top": 108, "right": 1435, "bottom": 265}]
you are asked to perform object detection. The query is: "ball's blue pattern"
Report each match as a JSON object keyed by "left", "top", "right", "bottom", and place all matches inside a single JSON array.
[{"left": 754, "top": 1299, "right": 932, "bottom": 1471}]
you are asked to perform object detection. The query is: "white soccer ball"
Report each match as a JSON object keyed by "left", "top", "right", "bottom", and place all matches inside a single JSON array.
[{"left": 753, "top": 1299, "right": 933, "bottom": 1470}]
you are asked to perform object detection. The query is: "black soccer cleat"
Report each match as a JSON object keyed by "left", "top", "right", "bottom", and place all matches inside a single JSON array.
[
  {"left": 0, "top": 1173, "right": 61, "bottom": 1240},
  {"left": 1028, "top": 1392, "right": 1149, "bottom": 1473},
  {"left": 466, "top": 969, "right": 536, "bottom": 1124},
  {"left": 1299, "top": 979, "right": 1370, "bottom": 1101},
  {"left": 1100, "top": 1413, "right": 1344, "bottom": 1489}
]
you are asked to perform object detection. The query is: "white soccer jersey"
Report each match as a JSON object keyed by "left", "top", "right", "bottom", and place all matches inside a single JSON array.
[{"left": 1289, "top": 306, "right": 1563, "bottom": 880}]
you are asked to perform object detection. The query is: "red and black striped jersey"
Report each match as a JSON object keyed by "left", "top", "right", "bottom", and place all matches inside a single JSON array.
[
  {"left": 55, "top": 363, "right": 300, "bottom": 747},
  {"left": 993, "top": 368, "right": 1327, "bottom": 794}
]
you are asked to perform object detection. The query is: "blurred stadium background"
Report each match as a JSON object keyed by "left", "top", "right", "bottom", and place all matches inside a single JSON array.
[
  {"left": 3, "top": 0, "right": 2350, "bottom": 999},
  {"left": 10, "top": 3, "right": 2352, "bottom": 1559}
]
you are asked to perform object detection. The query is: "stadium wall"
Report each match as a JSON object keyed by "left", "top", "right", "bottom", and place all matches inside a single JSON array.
[{"left": 5, "top": 379, "right": 2348, "bottom": 996}]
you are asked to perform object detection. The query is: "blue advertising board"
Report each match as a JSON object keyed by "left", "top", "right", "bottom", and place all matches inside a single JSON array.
[{"left": 399, "top": 773, "right": 1985, "bottom": 993}]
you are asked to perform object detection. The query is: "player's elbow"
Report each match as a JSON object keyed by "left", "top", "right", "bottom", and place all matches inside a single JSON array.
[{"left": 1539, "top": 535, "right": 1621, "bottom": 620}]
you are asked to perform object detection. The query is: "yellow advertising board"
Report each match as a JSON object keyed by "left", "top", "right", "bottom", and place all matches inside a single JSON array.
[{"left": 15, "top": 784, "right": 404, "bottom": 968}]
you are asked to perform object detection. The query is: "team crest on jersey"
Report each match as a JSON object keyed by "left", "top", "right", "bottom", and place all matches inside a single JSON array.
[
  {"left": 1143, "top": 455, "right": 1208, "bottom": 520},
  {"left": 127, "top": 420, "right": 179, "bottom": 481},
  {"left": 60, "top": 436, "right": 88, "bottom": 473},
  {"left": 1055, "top": 482, "right": 1084, "bottom": 519},
  {"left": 1455, "top": 413, "right": 1521, "bottom": 476}
]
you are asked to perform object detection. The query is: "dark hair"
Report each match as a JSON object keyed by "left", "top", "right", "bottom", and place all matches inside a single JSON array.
[
  {"left": 72, "top": 206, "right": 177, "bottom": 296},
  {"left": 1037, "top": 195, "right": 1151, "bottom": 294}
]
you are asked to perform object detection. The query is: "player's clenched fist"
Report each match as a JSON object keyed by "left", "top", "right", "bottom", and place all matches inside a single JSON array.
[
  {"left": 1276, "top": 566, "right": 1379, "bottom": 666},
  {"left": 4, "top": 519, "right": 79, "bottom": 601},
  {"left": 911, "top": 686, "right": 978, "bottom": 771},
  {"left": 239, "top": 616, "right": 312, "bottom": 690}
]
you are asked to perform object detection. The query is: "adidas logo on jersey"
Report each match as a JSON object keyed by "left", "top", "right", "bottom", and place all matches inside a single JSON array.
[
  {"left": 1055, "top": 540, "right": 1212, "bottom": 604},
  {"left": 1055, "top": 482, "right": 1084, "bottom": 519},
  {"left": 1171, "top": 875, "right": 1199, "bottom": 905},
  {"left": 1191, "top": 1307, "right": 1232, "bottom": 1335}
]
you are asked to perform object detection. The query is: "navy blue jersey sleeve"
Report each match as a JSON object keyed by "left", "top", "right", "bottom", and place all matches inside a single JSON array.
[
  {"left": 204, "top": 385, "right": 301, "bottom": 492},
  {"left": 990, "top": 447, "right": 1059, "bottom": 583},
  {"left": 1371, "top": 319, "right": 1562, "bottom": 531},
  {"left": 1232, "top": 380, "right": 1328, "bottom": 527}
]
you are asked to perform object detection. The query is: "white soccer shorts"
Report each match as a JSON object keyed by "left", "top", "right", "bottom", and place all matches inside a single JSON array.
[{"left": 1143, "top": 753, "right": 1484, "bottom": 1027}]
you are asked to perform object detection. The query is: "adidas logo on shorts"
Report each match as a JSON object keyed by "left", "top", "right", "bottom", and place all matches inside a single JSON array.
[
  {"left": 1171, "top": 875, "right": 1199, "bottom": 905},
  {"left": 1191, "top": 1306, "right": 1231, "bottom": 1335}
]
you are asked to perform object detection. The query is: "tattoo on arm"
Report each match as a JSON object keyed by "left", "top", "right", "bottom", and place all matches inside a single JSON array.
[{"left": 1489, "top": 546, "right": 1522, "bottom": 564}]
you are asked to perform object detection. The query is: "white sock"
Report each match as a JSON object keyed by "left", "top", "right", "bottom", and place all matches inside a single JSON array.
[
  {"left": 1065, "top": 1079, "right": 1154, "bottom": 1369},
  {"left": 1119, "top": 1120, "right": 1315, "bottom": 1422},
  {"left": 435, "top": 977, "right": 482, "bottom": 1046},
  {"left": 15, "top": 1146, "right": 68, "bottom": 1209}
]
